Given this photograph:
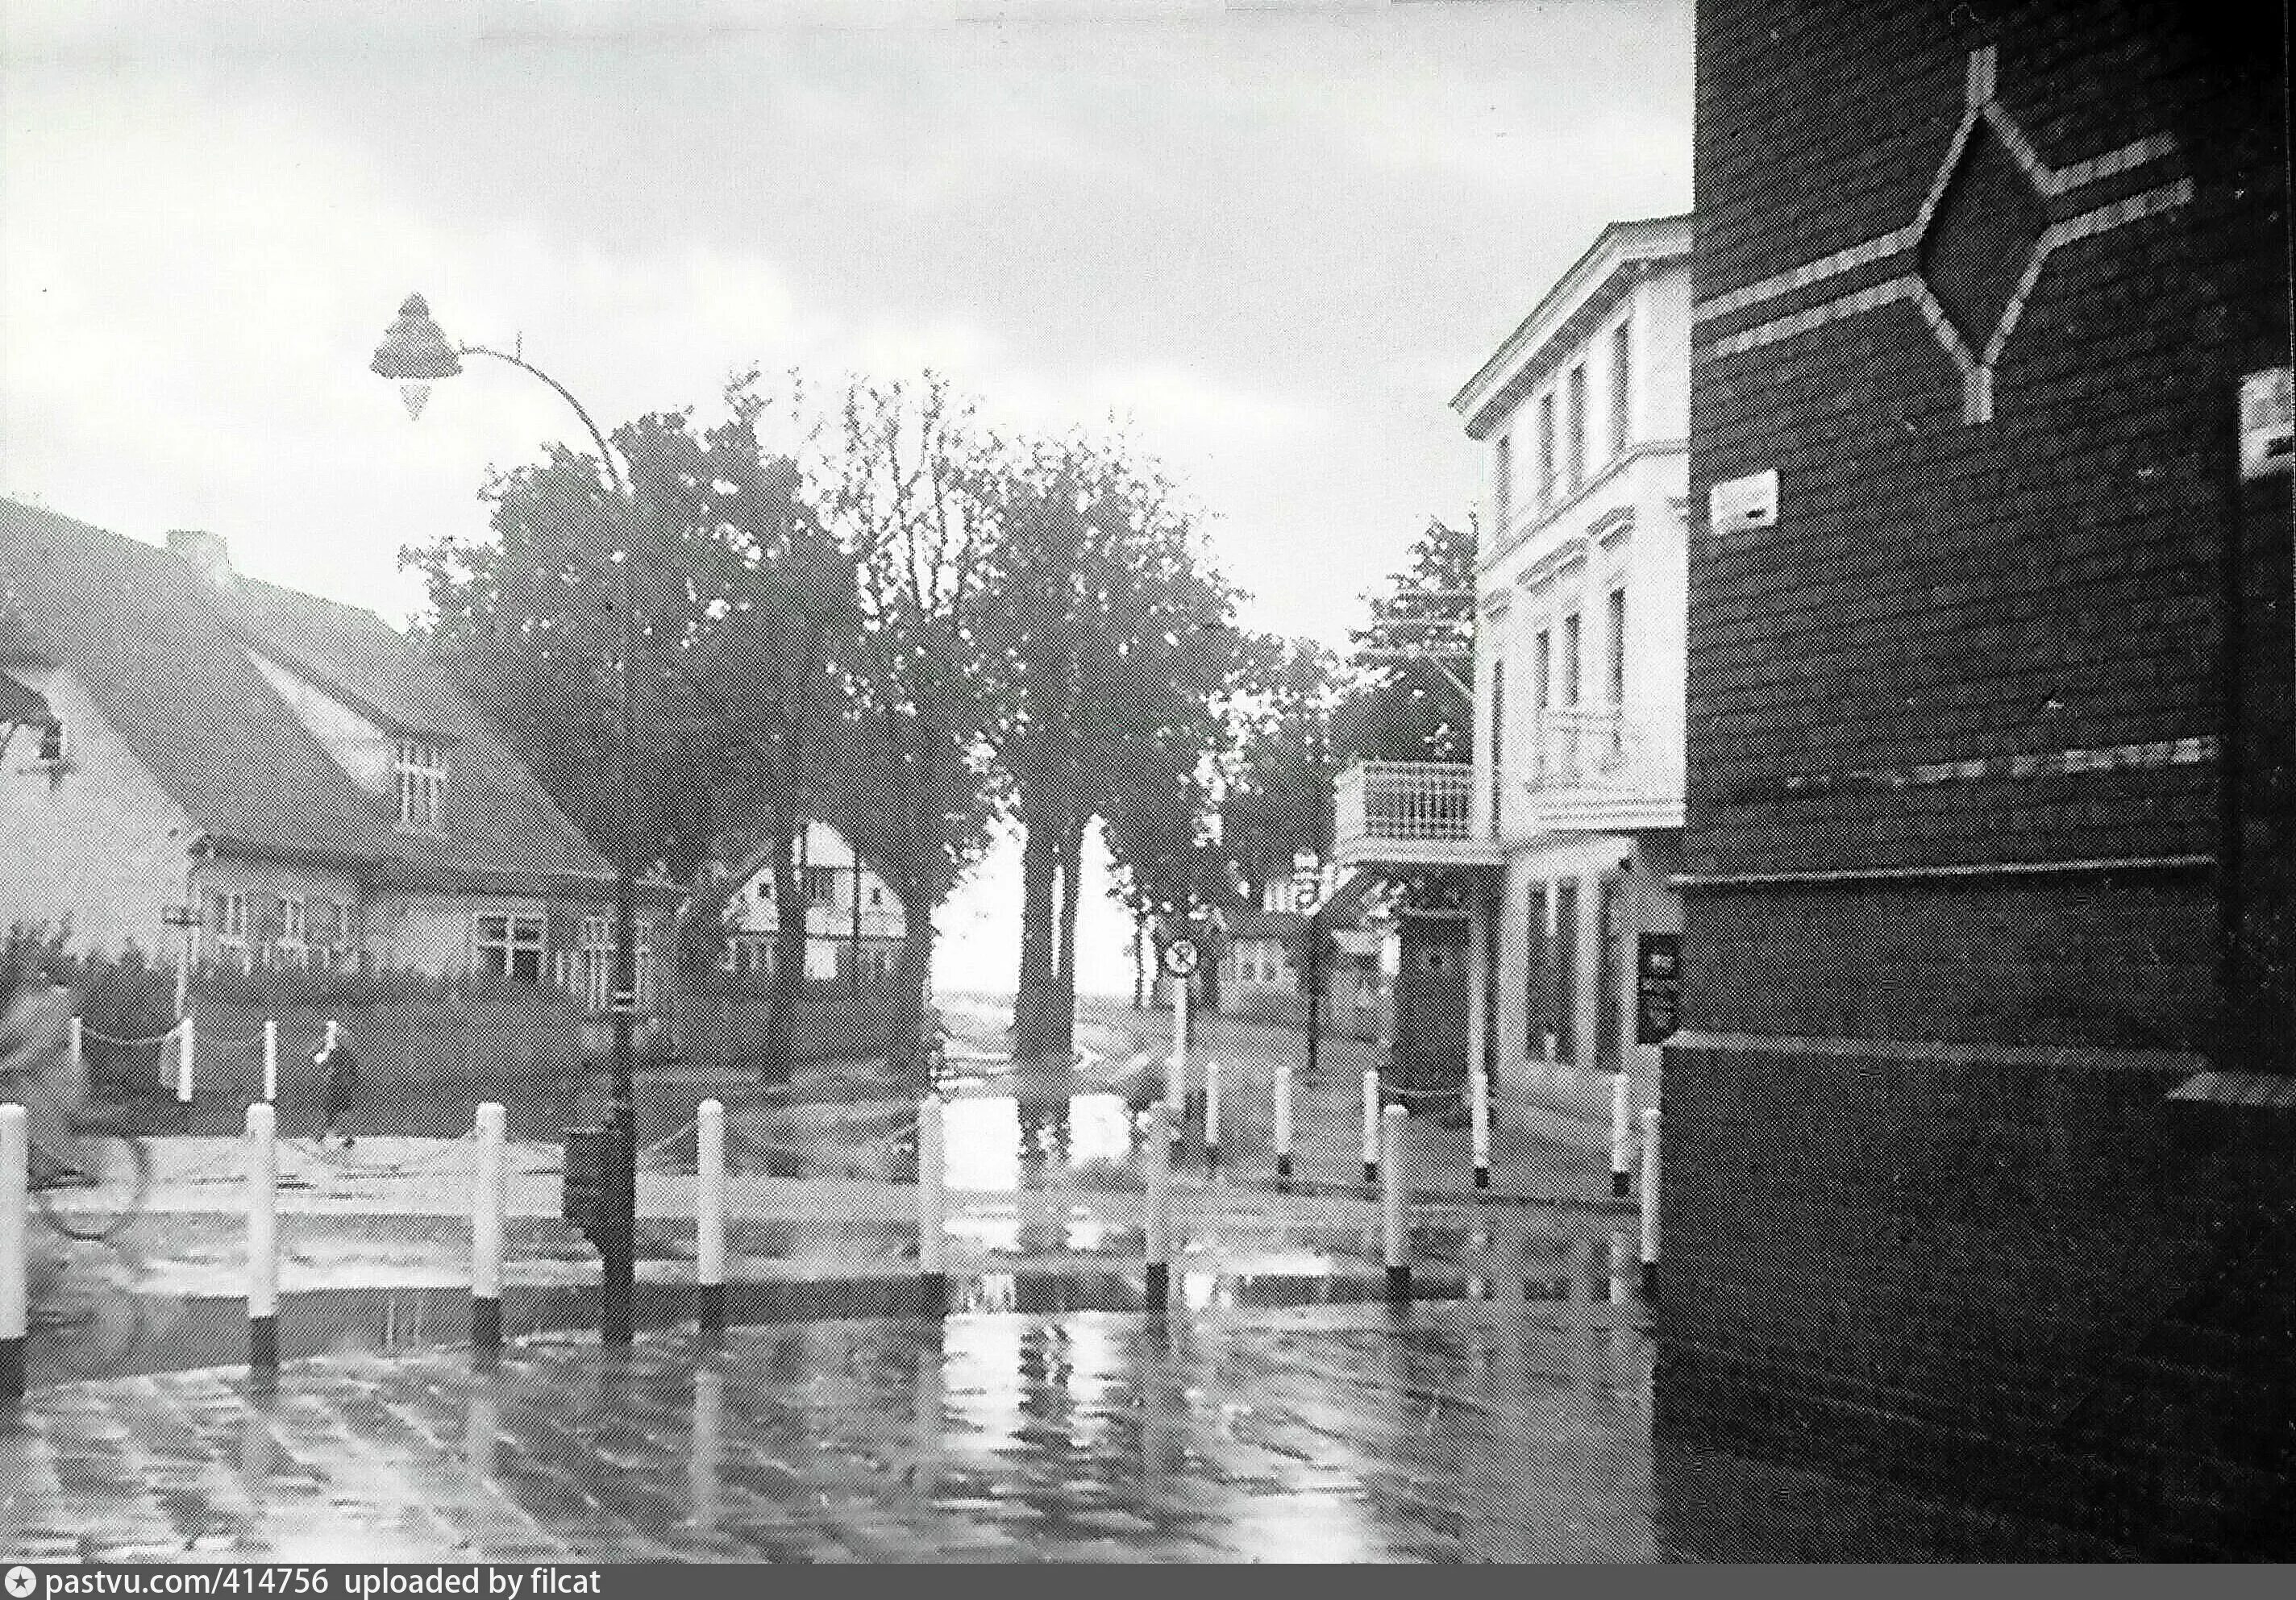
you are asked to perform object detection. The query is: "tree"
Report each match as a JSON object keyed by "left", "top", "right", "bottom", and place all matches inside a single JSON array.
[
  {"left": 796, "top": 374, "right": 1009, "bottom": 1075},
  {"left": 1219, "top": 632, "right": 1345, "bottom": 908},
  {"left": 1341, "top": 514, "right": 1476, "bottom": 765},
  {"left": 405, "top": 401, "right": 859, "bottom": 1083},
  {"left": 982, "top": 431, "right": 1239, "bottom": 1067}
]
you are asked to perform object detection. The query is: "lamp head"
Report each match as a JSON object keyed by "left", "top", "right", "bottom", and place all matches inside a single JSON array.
[{"left": 371, "top": 293, "right": 463, "bottom": 418}]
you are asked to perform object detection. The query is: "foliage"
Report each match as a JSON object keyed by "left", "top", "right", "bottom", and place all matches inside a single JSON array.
[
  {"left": 1340, "top": 514, "right": 1476, "bottom": 765},
  {"left": 980, "top": 427, "right": 1242, "bottom": 1060}
]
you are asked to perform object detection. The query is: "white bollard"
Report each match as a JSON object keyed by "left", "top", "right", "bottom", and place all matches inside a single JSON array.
[
  {"left": 1273, "top": 1051, "right": 1294, "bottom": 1186},
  {"left": 1201, "top": 1055, "right": 1221, "bottom": 1174},
  {"left": 1361, "top": 1066, "right": 1380, "bottom": 1186},
  {"left": 1470, "top": 1060, "right": 1491, "bottom": 1190},
  {"left": 1, "top": 1104, "right": 26, "bottom": 1405},
  {"left": 176, "top": 1012, "right": 196, "bottom": 1104},
  {"left": 697, "top": 1098, "right": 726, "bottom": 1336},
  {"left": 1640, "top": 1107, "right": 1662, "bottom": 1302},
  {"left": 472, "top": 1102, "right": 505, "bottom": 1356},
  {"left": 247, "top": 1102, "right": 278, "bottom": 1372},
  {"left": 1609, "top": 1229, "right": 1637, "bottom": 1306},
  {"left": 917, "top": 1095, "right": 946, "bottom": 1314},
  {"left": 1144, "top": 1100, "right": 1171, "bottom": 1307},
  {"left": 1382, "top": 1103, "right": 1409, "bottom": 1302},
  {"left": 1611, "top": 1071, "right": 1635, "bottom": 1198},
  {"left": 263, "top": 1020, "right": 279, "bottom": 1105},
  {"left": 67, "top": 1015, "right": 83, "bottom": 1087}
]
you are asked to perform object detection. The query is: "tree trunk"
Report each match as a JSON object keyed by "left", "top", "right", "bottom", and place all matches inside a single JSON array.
[
  {"left": 1132, "top": 918, "right": 1146, "bottom": 1010},
  {"left": 892, "top": 897, "right": 936, "bottom": 1092},
  {"left": 1011, "top": 800, "right": 1061, "bottom": 1066},
  {"left": 1050, "top": 813, "right": 1085, "bottom": 1064},
  {"left": 763, "top": 811, "right": 805, "bottom": 1086}
]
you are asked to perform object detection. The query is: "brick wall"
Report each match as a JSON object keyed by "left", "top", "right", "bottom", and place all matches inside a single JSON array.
[{"left": 1670, "top": 0, "right": 2292, "bottom": 1555}]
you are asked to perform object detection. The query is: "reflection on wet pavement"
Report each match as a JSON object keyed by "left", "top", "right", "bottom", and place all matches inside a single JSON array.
[{"left": 0, "top": 1304, "right": 1666, "bottom": 1562}]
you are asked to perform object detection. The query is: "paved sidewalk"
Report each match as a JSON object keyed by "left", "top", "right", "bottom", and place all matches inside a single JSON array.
[
  {"left": 2, "top": 1303, "right": 1666, "bottom": 1562},
  {"left": 0, "top": 1301, "right": 2130, "bottom": 1562},
  {"left": 1079, "top": 1002, "right": 1629, "bottom": 1201}
]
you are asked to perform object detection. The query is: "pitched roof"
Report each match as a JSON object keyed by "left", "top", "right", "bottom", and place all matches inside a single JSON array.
[{"left": 0, "top": 497, "right": 616, "bottom": 894}]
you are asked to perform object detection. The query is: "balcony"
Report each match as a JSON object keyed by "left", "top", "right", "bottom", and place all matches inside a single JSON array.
[
  {"left": 1524, "top": 706, "right": 1683, "bottom": 833},
  {"left": 1332, "top": 760, "right": 1502, "bottom": 870}
]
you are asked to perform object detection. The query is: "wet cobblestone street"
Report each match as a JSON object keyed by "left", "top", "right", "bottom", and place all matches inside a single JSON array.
[{"left": 2, "top": 1305, "right": 1659, "bottom": 1563}]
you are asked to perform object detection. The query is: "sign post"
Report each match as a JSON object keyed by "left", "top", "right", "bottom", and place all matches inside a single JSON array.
[{"left": 1163, "top": 938, "right": 1198, "bottom": 1166}]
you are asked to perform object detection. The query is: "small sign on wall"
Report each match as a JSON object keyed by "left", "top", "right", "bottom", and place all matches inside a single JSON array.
[
  {"left": 2240, "top": 368, "right": 2294, "bottom": 479},
  {"left": 1708, "top": 468, "right": 1778, "bottom": 534},
  {"left": 1635, "top": 932, "right": 1682, "bottom": 1045}
]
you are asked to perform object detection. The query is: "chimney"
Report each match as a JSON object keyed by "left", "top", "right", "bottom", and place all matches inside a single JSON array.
[{"left": 165, "top": 529, "right": 235, "bottom": 589}]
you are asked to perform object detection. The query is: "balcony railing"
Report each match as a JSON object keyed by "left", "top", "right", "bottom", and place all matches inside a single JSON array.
[
  {"left": 1524, "top": 706, "right": 1683, "bottom": 829},
  {"left": 1333, "top": 760, "right": 1500, "bottom": 867}
]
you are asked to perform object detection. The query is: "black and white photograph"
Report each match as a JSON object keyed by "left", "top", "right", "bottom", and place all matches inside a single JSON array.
[{"left": 0, "top": 0, "right": 2287, "bottom": 1565}]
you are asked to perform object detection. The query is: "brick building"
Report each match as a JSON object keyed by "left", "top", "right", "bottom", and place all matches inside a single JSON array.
[{"left": 1667, "top": 2, "right": 2292, "bottom": 1556}]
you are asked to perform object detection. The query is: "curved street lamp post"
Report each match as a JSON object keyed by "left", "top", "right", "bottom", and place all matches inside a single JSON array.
[{"left": 371, "top": 295, "right": 643, "bottom": 1345}]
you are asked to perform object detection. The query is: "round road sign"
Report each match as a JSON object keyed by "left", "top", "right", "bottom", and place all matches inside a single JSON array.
[{"left": 1163, "top": 938, "right": 1200, "bottom": 977}]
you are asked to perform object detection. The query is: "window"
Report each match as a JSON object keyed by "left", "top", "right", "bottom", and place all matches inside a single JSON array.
[
  {"left": 1554, "top": 879, "right": 1579, "bottom": 1068},
  {"left": 1608, "top": 588, "right": 1628, "bottom": 763},
  {"left": 476, "top": 913, "right": 546, "bottom": 983},
  {"left": 1533, "top": 627, "right": 1552, "bottom": 783},
  {"left": 396, "top": 742, "right": 445, "bottom": 831},
  {"left": 1562, "top": 613, "right": 1583, "bottom": 705},
  {"left": 36, "top": 720, "right": 64, "bottom": 763},
  {"left": 1528, "top": 882, "right": 1554, "bottom": 1058},
  {"left": 1488, "top": 655, "right": 1505, "bottom": 834},
  {"left": 313, "top": 901, "right": 350, "bottom": 970},
  {"left": 578, "top": 916, "right": 614, "bottom": 1010},
  {"left": 803, "top": 866, "right": 840, "bottom": 908},
  {"left": 1609, "top": 319, "right": 1633, "bottom": 456},
  {"left": 211, "top": 890, "right": 249, "bottom": 970},
  {"left": 274, "top": 896, "right": 308, "bottom": 969},
  {"left": 1493, "top": 432, "right": 1512, "bottom": 534},
  {"left": 634, "top": 921, "right": 655, "bottom": 1008},
  {"left": 1566, "top": 364, "right": 1587, "bottom": 489},
  {"left": 1537, "top": 393, "right": 1558, "bottom": 504}
]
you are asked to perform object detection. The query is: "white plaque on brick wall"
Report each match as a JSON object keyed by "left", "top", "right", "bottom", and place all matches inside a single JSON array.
[
  {"left": 1709, "top": 468, "right": 1778, "bottom": 534},
  {"left": 2240, "top": 368, "right": 2294, "bottom": 479}
]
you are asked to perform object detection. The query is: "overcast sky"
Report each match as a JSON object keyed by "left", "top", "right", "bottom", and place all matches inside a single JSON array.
[{"left": 2, "top": 0, "right": 1692, "bottom": 995}]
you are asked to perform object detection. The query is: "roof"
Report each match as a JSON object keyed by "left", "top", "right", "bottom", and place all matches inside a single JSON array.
[
  {"left": 1450, "top": 214, "right": 1695, "bottom": 440},
  {"left": 0, "top": 497, "right": 618, "bottom": 895},
  {"left": 0, "top": 669, "right": 55, "bottom": 728}
]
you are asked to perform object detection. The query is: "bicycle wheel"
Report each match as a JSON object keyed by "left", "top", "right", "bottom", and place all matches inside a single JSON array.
[{"left": 34, "top": 1131, "right": 152, "bottom": 1242}]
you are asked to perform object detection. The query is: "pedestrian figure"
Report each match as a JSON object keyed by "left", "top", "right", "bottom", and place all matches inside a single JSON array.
[{"left": 316, "top": 1021, "right": 362, "bottom": 1149}]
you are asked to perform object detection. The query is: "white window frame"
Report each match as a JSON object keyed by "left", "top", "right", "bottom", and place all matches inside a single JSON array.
[
  {"left": 1609, "top": 318, "right": 1633, "bottom": 458},
  {"left": 580, "top": 915, "right": 614, "bottom": 1012},
  {"left": 274, "top": 896, "right": 309, "bottom": 970},
  {"left": 476, "top": 912, "right": 546, "bottom": 983},
  {"left": 396, "top": 741, "right": 446, "bottom": 832},
  {"left": 213, "top": 890, "right": 249, "bottom": 971}
]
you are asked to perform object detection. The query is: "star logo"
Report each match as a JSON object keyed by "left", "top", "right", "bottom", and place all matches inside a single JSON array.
[
  {"left": 1696, "top": 47, "right": 2192, "bottom": 422},
  {"left": 6, "top": 1565, "right": 40, "bottom": 1598}
]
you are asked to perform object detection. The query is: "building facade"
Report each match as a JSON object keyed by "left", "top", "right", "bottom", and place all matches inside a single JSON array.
[
  {"left": 0, "top": 501, "right": 667, "bottom": 1015},
  {"left": 716, "top": 820, "right": 907, "bottom": 986},
  {"left": 1454, "top": 216, "right": 1692, "bottom": 1116},
  {"left": 1670, "top": 4, "right": 2290, "bottom": 1555}
]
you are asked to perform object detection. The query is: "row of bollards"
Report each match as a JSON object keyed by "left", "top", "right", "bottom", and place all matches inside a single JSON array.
[{"left": 0, "top": 1072, "right": 1662, "bottom": 1408}]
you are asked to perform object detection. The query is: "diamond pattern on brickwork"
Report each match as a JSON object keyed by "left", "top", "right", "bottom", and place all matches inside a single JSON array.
[{"left": 1918, "top": 118, "right": 2049, "bottom": 361}]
